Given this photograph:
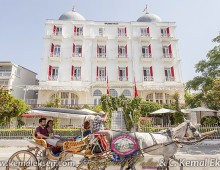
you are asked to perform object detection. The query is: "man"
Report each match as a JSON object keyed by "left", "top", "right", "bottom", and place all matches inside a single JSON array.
[
  {"left": 35, "top": 118, "right": 64, "bottom": 147},
  {"left": 92, "top": 111, "right": 108, "bottom": 133}
]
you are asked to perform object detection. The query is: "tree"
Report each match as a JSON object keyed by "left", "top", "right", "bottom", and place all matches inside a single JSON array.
[
  {"left": 186, "top": 35, "right": 220, "bottom": 110},
  {"left": 140, "top": 101, "right": 162, "bottom": 117},
  {"left": 0, "top": 86, "right": 26, "bottom": 126}
]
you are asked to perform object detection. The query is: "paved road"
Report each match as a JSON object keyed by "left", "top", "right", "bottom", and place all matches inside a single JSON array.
[{"left": 1, "top": 144, "right": 220, "bottom": 170}]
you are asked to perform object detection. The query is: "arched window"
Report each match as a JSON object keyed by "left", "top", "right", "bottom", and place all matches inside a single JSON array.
[
  {"left": 93, "top": 90, "right": 102, "bottom": 96},
  {"left": 146, "top": 93, "right": 153, "bottom": 102},
  {"left": 109, "top": 89, "right": 118, "bottom": 97},
  {"left": 71, "top": 93, "right": 79, "bottom": 105},
  {"left": 123, "top": 90, "right": 131, "bottom": 97}
]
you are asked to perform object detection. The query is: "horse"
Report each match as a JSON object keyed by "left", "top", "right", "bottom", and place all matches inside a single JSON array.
[{"left": 98, "top": 120, "right": 201, "bottom": 170}]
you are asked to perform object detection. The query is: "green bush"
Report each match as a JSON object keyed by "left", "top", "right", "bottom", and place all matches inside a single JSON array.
[
  {"left": 174, "top": 111, "right": 184, "bottom": 124},
  {"left": 201, "top": 116, "right": 220, "bottom": 126},
  {"left": 140, "top": 101, "right": 162, "bottom": 117}
]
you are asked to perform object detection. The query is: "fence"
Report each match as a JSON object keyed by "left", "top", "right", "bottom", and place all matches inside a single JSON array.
[
  {"left": 140, "top": 125, "right": 220, "bottom": 139},
  {"left": 0, "top": 126, "right": 82, "bottom": 139}
]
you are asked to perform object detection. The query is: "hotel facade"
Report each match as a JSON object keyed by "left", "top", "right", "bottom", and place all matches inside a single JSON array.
[{"left": 27, "top": 9, "right": 185, "bottom": 106}]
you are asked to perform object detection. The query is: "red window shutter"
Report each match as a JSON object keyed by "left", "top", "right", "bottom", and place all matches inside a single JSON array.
[
  {"left": 118, "top": 45, "right": 119, "bottom": 57},
  {"left": 105, "top": 45, "right": 106, "bottom": 57},
  {"left": 147, "top": 27, "right": 150, "bottom": 35},
  {"left": 149, "top": 45, "right": 151, "bottom": 55},
  {"left": 126, "top": 67, "right": 128, "bottom": 79},
  {"left": 125, "top": 27, "right": 127, "bottom": 36},
  {"left": 150, "top": 66, "right": 153, "bottom": 77},
  {"left": 72, "top": 43, "right": 75, "bottom": 57},
  {"left": 171, "top": 67, "right": 174, "bottom": 77},
  {"left": 167, "top": 27, "right": 170, "bottom": 36},
  {"left": 97, "top": 44, "right": 99, "bottom": 57},
  {"left": 50, "top": 43, "right": 54, "bottom": 57},
  {"left": 96, "top": 67, "right": 98, "bottom": 81},
  {"left": 169, "top": 45, "right": 172, "bottom": 55},
  {"left": 118, "top": 67, "right": 120, "bottom": 80},
  {"left": 125, "top": 45, "right": 127, "bottom": 57},
  {"left": 71, "top": 66, "right": 74, "bottom": 80},
  {"left": 74, "top": 26, "right": 76, "bottom": 36},
  {"left": 53, "top": 25, "right": 56, "bottom": 35},
  {"left": 105, "top": 67, "right": 106, "bottom": 80},
  {"left": 48, "top": 65, "right": 52, "bottom": 80}
]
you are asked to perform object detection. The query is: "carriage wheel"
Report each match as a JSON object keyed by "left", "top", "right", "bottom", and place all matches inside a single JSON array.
[
  {"left": 6, "top": 150, "right": 39, "bottom": 170},
  {"left": 77, "top": 160, "right": 98, "bottom": 170}
]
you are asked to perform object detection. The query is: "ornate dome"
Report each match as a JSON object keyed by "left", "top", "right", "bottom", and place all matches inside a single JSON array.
[
  {"left": 59, "top": 11, "right": 86, "bottom": 21},
  {"left": 137, "top": 13, "right": 162, "bottom": 22}
]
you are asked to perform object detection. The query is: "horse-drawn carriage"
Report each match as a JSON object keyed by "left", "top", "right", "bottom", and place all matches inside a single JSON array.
[{"left": 6, "top": 121, "right": 217, "bottom": 170}]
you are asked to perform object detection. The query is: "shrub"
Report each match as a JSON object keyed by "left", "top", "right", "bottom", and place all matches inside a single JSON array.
[
  {"left": 174, "top": 111, "right": 184, "bottom": 124},
  {"left": 140, "top": 101, "right": 162, "bottom": 117},
  {"left": 201, "top": 116, "right": 219, "bottom": 126}
]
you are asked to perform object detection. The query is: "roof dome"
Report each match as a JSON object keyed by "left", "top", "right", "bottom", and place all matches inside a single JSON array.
[
  {"left": 137, "top": 13, "right": 162, "bottom": 22},
  {"left": 59, "top": 11, "right": 86, "bottom": 21}
]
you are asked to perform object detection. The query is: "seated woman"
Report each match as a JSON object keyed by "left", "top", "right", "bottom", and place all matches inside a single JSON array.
[
  {"left": 83, "top": 121, "right": 92, "bottom": 137},
  {"left": 46, "top": 120, "right": 68, "bottom": 141}
]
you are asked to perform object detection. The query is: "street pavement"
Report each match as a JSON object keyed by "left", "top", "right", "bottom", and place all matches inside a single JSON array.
[{"left": 1, "top": 140, "right": 220, "bottom": 170}]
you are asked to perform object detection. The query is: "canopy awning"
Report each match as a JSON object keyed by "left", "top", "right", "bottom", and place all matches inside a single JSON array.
[{"left": 150, "top": 108, "right": 176, "bottom": 115}]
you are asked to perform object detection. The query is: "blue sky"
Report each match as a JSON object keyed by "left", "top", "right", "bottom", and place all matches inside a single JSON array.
[{"left": 0, "top": 0, "right": 219, "bottom": 82}]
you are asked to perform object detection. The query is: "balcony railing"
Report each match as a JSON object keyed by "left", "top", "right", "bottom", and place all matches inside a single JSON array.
[
  {"left": 142, "top": 53, "right": 152, "bottom": 58},
  {"left": 144, "top": 76, "right": 154, "bottom": 81},
  {"left": 119, "top": 76, "right": 128, "bottom": 81},
  {"left": 73, "top": 53, "right": 82, "bottom": 57},
  {"left": 48, "top": 75, "right": 58, "bottom": 81},
  {"left": 98, "top": 53, "right": 106, "bottom": 58},
  {"left": 71, "top": 76, "right": 81, "bottom": 81},
  {"left": 161, "top": 34, "right": 170, "bottom": 37},
  {"left": 141, "top": 33, "right": 150, "bottom": 37},
  {"left": 0, "top": 72, "right": 11, "bottom": 77},
  {"left": 75, "top": 32, "right": 83, "bottom": 36},
  {"left": 163, "top": 54, "right": 172, "bottom": 58},
  {"left": 119, "top": 54, "right": 127, "bottom": 58},
  {"left": 165, "top": 76, "right": 175, "bottom": 81},
  {"left": 54, "top": 32, "right": 62, "bottom": 36},
  {"left": 97, "top": 76, "right": 106, "bottom": 81}
]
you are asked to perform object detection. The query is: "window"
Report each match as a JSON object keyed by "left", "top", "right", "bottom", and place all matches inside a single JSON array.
[
  {"left": 98, "top": 68, "right": 106, "bottom": 81},
  {"left": 94, "top": 98, "right": 101, "bottom": 106},
  {"left": 53, "top": 45, "right": 61, "bottom": 57},
  {"left": 118, "top": 28, "right": 126, "bottom": 37},
  {"left": 55, "top": 27, "right": 62, "bottom": 36},
  {"left": 142, "top": 46, "right": 151, "bottom": 58},
  {"left": 141, "top": 28, "right": 149, "bottom": 36},
  {"left": 155, "top": 93, "right": 163, "bottom": 104},
  {"left": 76, "top": 27, "right": 83, "bottom": 36},
  {"left": 165, "top": 68, "right": 174, "bottom": 81},
  {"left": 0, "top": 79, "right": 9, "bottom": 86},
  {"left": 143, "top": 68, "right": 153, "bottom": 81},
  {"left": 146, "top": 94, "right": 153, "bottom": 102},
  {"left": 93, "top": 90, "right": 102, "bottom": 96},
  {"left": 119, "top": 46, "right": 127, "bottom": 57},
  {"left": 71, "top": 93, "right": 79, "bottom": 105},
  {"left": 119, "top": 67, "right": 128, "bottom": 81},
  {"left": 75, "top": 45, "right": 82, "bottom": 57},
  {"left": 61, "top": 92, "right": 69, "bottom": 105},
  {"left": 99, "top": 28, "right": 104, "bottom": 36},
  {"left": 109, "top": 89, "right": 118, "bottom": 97},
  {"left": 50, "top": 67, "right": 58, "bottom": 81},
  {"left": 15, "top": 67, "right": 21, "bottom": 77},
  {"left": 161, "top": 28, "right": 170, "bottom": 37},
  {"left": 165, "top": 94, "right": 173, "bottom": 104},
  {"left": 0, "top": 67, "right": 11, "bottom": 76},
  {"left": 73, "top": 67, "right": 81, "bottom": 80},
  {"left": 50, "top": 93, "right": 59, "bottom": 101},
  {"left": 98, "top": 46, "right": 106, "bottom": 58},
  {"left": 162, "top": 46, "right": 172, "bottom": 58},
  {"left": 123, "top": 90, "right": 131, "bottom": 97}
]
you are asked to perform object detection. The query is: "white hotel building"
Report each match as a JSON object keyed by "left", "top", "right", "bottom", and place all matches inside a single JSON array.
[{"left": 28, "top": 9, "right": 185, "bottom": 106}]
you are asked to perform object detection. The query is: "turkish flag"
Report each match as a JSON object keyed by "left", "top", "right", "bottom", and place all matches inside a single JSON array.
[
  {"left": 134, "top": 77, "right": 138, "bottom": 97},
  {"left": 107, "top": 76, "right": 109, "bottom": 94}
]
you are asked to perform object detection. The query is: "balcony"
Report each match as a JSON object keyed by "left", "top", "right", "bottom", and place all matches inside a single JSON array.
[
  {"left": 165, "top": 76, "right": 175, "bottom": 82},
  {"left": 98, "top": 53, "right": 106, "bottom": 58},
  {"left": 160, "top": 34, "right": 172, "bottom": 42},
  {"left": 143, "top": 76, "right": 154, "bottom": 81},
  {"left": 72, "top": 54, "right": 83, "bottom": 62},
  {"left": 96, "top": 35, "right": 108, "bottom": 42},
  {"left": 119, "top": 76, "right": 128, "bottom": 81},
  {"left": 51, "top": 33, "right": 63, "bottom": 41},
  {"left": 49, "top": 54, "right": 62, "bottom": 62},
  {"left": 73, "top": 32, "right": 84, "bottom": 41},
  {"left": 140, "top": 34, "right": 151, "bottom": 42},
  {"left": 117, "top": 34, "right": 128, "bottom": 42},
  {"left": 141, "top": 54, "right": 153, "bottom": 62},
  {"left": 0, "top": 72, "right": 11, "bottom": 77},
  {"left": 97, "top": 76, "right": 106, "bottom": 81},
  {"left": 162, "top": 54, "right": 174, "bottom": 62},
  {"left": 71, "top": 76, "right": 81, "bottom": 81},
  {"left": 48, "top": 75, "right": 58, "bottom": 81}
]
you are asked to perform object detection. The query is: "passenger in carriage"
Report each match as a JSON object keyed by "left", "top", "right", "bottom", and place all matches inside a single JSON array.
[
  {"left": 35, "top": 118, "right": 64, "bottom": 147},
  {"left": 83, "top": 121, "right": 92, "bottom": 137},
  {"left": 92, "top": 111, "right": 108, "bottom": 133},
  {"left": 46, "top": 120, "right": 68, "bottom": 141}
]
